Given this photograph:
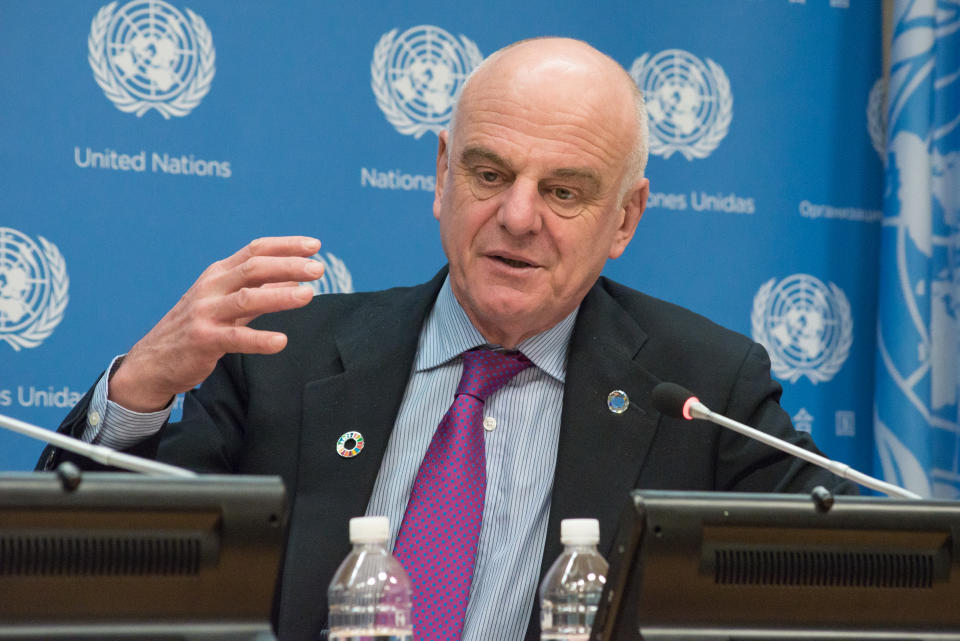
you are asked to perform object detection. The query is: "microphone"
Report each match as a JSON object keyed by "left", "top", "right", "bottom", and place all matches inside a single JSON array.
[
  {"left": 0, "top": 411, "right": 196, "bottom": 478},
  {"left": 651, "top": 382, "right": 702, "bottom": 420},
  {"left": 650, "top": 382, "right": 921, "bottom": 500}
]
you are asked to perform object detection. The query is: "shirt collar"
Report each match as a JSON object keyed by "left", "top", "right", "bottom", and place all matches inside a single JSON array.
[{"left": 415, "top": 276, "right": 578, "bottom": 383}]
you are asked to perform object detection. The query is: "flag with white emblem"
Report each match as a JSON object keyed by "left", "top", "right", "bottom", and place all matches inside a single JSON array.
[{"left": 874, "top": 0, "right": 960, "bottom": 498}]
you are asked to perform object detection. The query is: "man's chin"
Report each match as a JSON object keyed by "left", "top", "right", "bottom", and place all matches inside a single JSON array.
[
  {"left": 466, "top": 293, "right": 557, "bottom": 342},
  {"left": 475, "top": 287, "right": 542, "bottom": 315}
]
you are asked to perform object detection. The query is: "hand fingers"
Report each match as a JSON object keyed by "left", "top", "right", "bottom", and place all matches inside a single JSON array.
[
  {"left": 109, "top": 241, "right": 320, "bottom": 408},
  {"left": 212, "top": 255, "right": 325, "bottom": 294},
  {"left": 215, "top": 325, "right": 290, "bottom": 355},
  {"left": 235, "top": 282, "right": 314, "bottom": 325},
  {"left": 219, "top": 236, "right": 321, "bottom": 271},
  {"left": 214, "top": 283, "right": 315, "bottom": 323}
]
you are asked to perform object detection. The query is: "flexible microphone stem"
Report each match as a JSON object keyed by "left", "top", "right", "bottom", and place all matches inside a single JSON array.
[
  {"left": 0, "top": 412, "right": 196, "bottom": 478},
  {"left": 688, "top": 401, "right": 921, "bottom": 500}
]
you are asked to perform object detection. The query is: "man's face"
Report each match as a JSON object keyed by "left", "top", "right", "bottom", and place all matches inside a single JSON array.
[{"left": 433, "top": 50, "right": 648, "bottom": 347}]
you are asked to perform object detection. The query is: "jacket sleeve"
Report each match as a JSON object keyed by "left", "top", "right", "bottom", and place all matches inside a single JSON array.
[
  {"left": 713, "top": 342, "right": 858, "bottom": 494},
  {"left": 36, "top": 353, "right": 248, "bottom": 475},
  {"left": 35, "top": 378, "right": 165, "bottom": 472}
]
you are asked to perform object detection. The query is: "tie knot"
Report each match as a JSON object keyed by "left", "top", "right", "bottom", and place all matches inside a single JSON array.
[{"left": 455, "top": 347, "right": 532, "bottom": 402}]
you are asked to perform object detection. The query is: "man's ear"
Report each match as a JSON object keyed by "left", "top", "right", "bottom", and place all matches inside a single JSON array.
[
  {"left": 608, "top": 177, "right": 649, "bottom": 259},
  {"left": 433, "top": 130, "right": 450, "bottom": 221}
]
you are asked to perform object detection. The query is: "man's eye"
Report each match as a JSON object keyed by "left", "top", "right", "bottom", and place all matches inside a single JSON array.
[
  {"left": 478, "top": 171, "right": 500, "bottom": 183},
  {"left": 552, "top": 187, "right": 575, "bottom": 201}
]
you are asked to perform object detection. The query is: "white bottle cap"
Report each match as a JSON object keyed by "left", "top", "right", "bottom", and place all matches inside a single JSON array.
[
  {"left": 349, "top": 516, "right": 390, "bottom": 543},
  {"left": 560, "top": 518, "right": 600, "bottom": 545}
]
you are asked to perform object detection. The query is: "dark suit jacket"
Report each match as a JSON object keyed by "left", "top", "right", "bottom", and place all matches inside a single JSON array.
[{"left": 43, "top": 268, "right": 853, "bottom": 641}]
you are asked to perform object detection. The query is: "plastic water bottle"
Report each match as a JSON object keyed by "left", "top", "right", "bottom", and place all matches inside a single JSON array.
[
  {"left": 327, "top": 516, "right": 413, "bottom": 641},
  {"left": 539, "top": 518, "right": 609, "bottom": 641}
]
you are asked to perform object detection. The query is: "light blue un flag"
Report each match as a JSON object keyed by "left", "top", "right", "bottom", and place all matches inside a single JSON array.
[{"left": 875, "top": 0, "right": 960, "bottom": 498}]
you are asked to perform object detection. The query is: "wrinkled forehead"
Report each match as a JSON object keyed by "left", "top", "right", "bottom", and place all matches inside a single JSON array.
[{"left": 453, "top": 49, "right": 637, "bottom": 183}]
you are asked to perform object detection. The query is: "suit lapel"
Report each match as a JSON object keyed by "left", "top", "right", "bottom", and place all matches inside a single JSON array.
[
  {"left": 278, "top": 269, "right": 447, "bottom": 640},
  {"left": 525, "top": 279, "right": 663, "bottom": 639}
]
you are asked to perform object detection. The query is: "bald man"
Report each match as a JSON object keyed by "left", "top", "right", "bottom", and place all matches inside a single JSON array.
[{"left": 42, "top": 38, "right": 852, "bottom": 641}]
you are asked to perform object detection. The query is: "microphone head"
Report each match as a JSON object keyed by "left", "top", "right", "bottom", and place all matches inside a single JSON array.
[{"left": 651, "top": 382, "right": 698, "bottom": 419}]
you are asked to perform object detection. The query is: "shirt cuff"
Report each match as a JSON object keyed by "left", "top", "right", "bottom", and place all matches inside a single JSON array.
[{"left": 81, "top": 354, "right": 174, "bottom": 449}]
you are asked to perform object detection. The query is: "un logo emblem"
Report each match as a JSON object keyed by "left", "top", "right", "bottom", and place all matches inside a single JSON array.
[
  {"left": 88, "top": 0, "right": 216, "bottom": 119},
  {"left": 751, "top": 274, "right": 853, "bottom": 384},
  {"left": 0, "top": 228, "right": 69, "bottom": 352},
  {"left": 629, "top": 49, "right": 732, "bottom": 161},
  {"left": 866, "top": 77, "right": 888, "bottom": 160},
  {"left": 303, "top": 252, "right": 354, "bottom": 296},
  {"left": 371, "top": 25, "right": 483, "bottom": 139}
]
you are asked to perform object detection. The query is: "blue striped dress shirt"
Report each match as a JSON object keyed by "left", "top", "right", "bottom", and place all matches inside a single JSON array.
[{"left": 86, "top": 276, "right": 577, "bottom": 641}]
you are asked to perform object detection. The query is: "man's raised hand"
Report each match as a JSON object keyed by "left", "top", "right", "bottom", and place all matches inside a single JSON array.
[{"left": 108, "top": 237, "right": 324, "bottom": 412}]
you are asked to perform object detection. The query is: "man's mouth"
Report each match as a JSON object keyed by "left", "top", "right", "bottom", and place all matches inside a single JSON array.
[{"left": 493, "top": 255, "right": 534, "bottom": 269}]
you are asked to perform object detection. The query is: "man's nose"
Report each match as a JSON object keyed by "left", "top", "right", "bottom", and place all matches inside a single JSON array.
[{"left": 497, "top": 179, "right": 543, "bottom": 235}]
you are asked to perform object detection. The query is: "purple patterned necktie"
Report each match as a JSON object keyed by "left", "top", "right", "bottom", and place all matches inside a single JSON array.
[{"left": 394, "top": 347, "right": 532, "bottom": 641}]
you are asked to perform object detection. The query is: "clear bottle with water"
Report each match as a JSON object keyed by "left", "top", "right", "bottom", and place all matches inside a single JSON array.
[
  {"left": 327, "top": 516, "right": 413, "bottom": 641},
  {"left": 539, "top": 518, "right": 609, "bottom": 641}
]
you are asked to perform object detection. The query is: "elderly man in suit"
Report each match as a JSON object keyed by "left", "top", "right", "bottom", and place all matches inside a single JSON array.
[{"left": 43, "top": 38, "right": 852, "bottom": 641}]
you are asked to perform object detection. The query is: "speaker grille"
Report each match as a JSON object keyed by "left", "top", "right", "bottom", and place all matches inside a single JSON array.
[
  {"left": 0, "top": 534, "right": 204, "bottom": 576},
  {"left": 713, "top": 548, "right": 935, "bottom": 588}
]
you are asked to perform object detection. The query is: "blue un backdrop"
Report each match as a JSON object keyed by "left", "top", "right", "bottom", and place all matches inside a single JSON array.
[{"left": 0, "top": 1, "right": 890, "bottom": 486}]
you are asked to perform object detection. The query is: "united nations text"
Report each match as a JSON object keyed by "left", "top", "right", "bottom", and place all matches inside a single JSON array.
[{"left": 74, "top": 147, "right": 232, "bottom": 178}]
